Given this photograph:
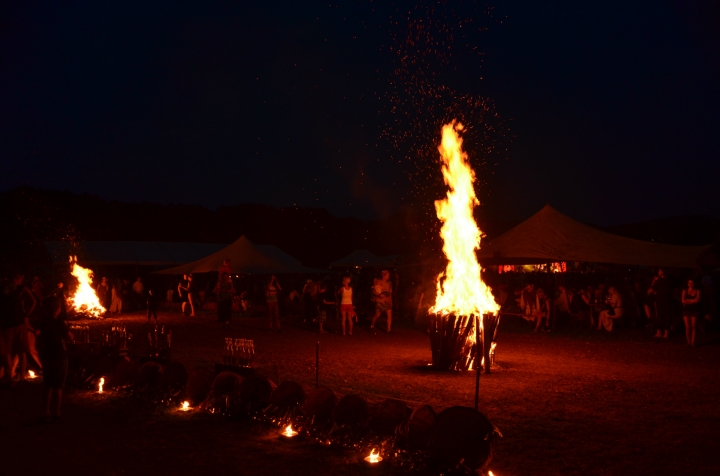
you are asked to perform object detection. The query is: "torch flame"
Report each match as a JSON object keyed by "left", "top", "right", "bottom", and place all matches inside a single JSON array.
[
  {"left": 366, "top": 448, "right": 382, "bottom": 464},
  {"left": 68, "top": 256, "right": 105, "bottom": 318},
  {"left": 181, "top": 401, "right": 190, "bottom": 411},
  {"left": 430, "top": 122, "right": 498, "bottom": 318},
  {"left": 28, "top": 370, "right": 36, "bottom": 379},
  {"left": 283, "top": 424, "right": 297, "bottom": 437},
  {"left": 98, "top": 377, "right": 105, "bottom": 393}
]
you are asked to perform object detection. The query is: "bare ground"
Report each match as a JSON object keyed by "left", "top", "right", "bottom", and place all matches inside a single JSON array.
[{"left": 2, "top": 309, "right": 719, "bottom": 476}]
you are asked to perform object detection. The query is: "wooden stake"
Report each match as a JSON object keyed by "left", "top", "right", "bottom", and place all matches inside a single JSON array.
[{"left": 474, "top": 314, "right": 481, "bottom": 411}]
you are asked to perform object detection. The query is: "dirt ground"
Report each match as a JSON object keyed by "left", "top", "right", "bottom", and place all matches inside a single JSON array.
[{"left": 2, "top": 309, "right": 719, "bottom": 476}]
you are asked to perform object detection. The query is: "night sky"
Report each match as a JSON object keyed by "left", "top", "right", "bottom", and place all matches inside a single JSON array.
[{"left": 2, "top": 1, "right": 719, "bottom": 225}]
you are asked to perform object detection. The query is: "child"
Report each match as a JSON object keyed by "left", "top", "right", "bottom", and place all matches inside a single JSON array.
[{"left": 36, "top": 296, "right": 73, "bottom": 422}]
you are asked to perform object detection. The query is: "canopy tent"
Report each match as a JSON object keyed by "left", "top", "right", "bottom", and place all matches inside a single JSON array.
[
  {"left": 156, "top": 236, "right": 320, "bottom": 275},
  {"left": 476, "top": 205, "right": 706, "bottom": 268},
  {"left": 329, "top": 249, "right": 395, "bottom": 268},
  {"left": 45, "top": 241, "right": 226, "bottom": 266}
]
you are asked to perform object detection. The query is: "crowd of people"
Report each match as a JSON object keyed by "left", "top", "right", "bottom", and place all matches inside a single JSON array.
[
  {"left": 0, "top": 272, "right": 73, "bottom": 421},
  {"left": 492, "top": 268, "right": 717, "bottom": 347}
]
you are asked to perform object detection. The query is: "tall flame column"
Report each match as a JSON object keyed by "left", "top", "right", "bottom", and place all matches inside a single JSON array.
[{"left": 428, "top": 122, "right": 499, "bottom": 371}]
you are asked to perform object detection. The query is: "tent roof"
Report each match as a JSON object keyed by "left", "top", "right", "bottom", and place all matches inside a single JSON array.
[
  {"left": 476, "top": 205, "right": 706, "bottom": 268},
  {"left": 329, "top": 249, "right": 395, "bottom": 268},
  {"left": 156, "top": 236, "right": 320, "bottom": 275},
  {"left": 45, "top": 241, "right": 226, "bottom": 266}
]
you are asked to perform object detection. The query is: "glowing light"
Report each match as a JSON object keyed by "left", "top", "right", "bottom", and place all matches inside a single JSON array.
[
  {"left": 28, "top": 370, "right": 37, "bottom": 379},
  {"left": 180, "top": 401, "right": 190, "bottom": 411},
  {"left": 282, "top": 424, "right": 298, "bottom": 437},
  {"left": 364, "top": 448, "right": 382, "bottom": 464},
  {"left": 68, "top": 256, "right": 105, "bottom": 318},
  {"left": 430, "top": 122, "right": 498, "bottom": 318},
  {"left": 98, "top": 377, "right": 105, "bottom": 393}
]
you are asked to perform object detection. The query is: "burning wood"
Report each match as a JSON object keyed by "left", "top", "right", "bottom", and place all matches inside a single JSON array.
[
  {"left": 68, "top": 256, "right": 105, "bottom": 318},
  {"left": 429, "top": 122, "right": 499, "bottom": 371}
]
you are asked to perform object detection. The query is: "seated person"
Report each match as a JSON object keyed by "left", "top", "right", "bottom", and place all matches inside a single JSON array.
[{"left": 597, "top": 286, "right": 624, "bottom": 332}]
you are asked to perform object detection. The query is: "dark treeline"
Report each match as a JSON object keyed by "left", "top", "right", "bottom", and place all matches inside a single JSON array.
[
  {"left": 0, "top": 187, "right": 444, "bottom": 270},
  {"left": 2, "top": 187, "right": 718, "bottom": 273}
]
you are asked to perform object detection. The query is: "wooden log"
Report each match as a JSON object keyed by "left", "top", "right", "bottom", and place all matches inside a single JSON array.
[
  {"left": 369, "top": 398, "right": 410, "bottom": 435},
  {"left": 238, "top": 374, "right": 274, "bottom": 407},
  {"left": 160, "top": 362, "right": 188, "bottom": 389},
  {"left": 303, "top": 387, "right": 336, "bottom": 424},
  {"left": 333, "top": 394, "right": 369, "bottom": 430},
  {"left": 135, "top": 361, "right": 163, "bottom": 388},
  {"left": 111, "top": 358, "right": 138, "bottom": 388},
  {"left": 428, "top": 406, "right": 497, "bottom": 472},
  {"left": 184, "top": 368, "right": 215, "bottom": 405},
  {"left": 269, "top": 380, "right": 306, "bottom": 409},
  {"left": 94, "top": 355, "right": 120, "bottom": 382},
  {"left": 406, "top": 404, "right": 436, "bottom": 451},
  {"left": 211, "top": 371, "right": 244, "bottom": 397}
]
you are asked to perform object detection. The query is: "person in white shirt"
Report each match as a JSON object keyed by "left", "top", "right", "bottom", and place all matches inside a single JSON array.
[{"left": 337, "top": 276, "right": 355, "bottom": 336}]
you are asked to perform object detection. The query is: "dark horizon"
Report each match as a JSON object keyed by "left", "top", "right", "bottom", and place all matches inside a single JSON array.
[{"left": 2, "top": 1, "right": 719, "bottom": 226}]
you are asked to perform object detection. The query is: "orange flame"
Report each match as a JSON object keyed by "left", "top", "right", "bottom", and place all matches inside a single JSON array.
[
  {"left": 181, "top": 401, "right": 190, "bottom": 411},
  {"left": 365, "top": 448, "right": 382, "bottom": 464},
  {"left": 28, "top": 370, "right": 37, "bottom": 379},
  {"left": 430, "top": 122, "right": 498, "bottom": 318},
  {"left": 68, "top": 256, "right": 105, "bottom": 318},
  {"left": 283, "top": 424, "right": 297, "bottom": 437},
  {"left": 98, "top": 377, "right": 105, "bottom": 393}
]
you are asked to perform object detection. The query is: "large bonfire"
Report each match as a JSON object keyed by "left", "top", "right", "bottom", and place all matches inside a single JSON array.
[
  {"left": 68, "top": 256, "right": 105, "bottom": 318},
  {"left": 429, "top": 121, "right": 499, "bottom": 371},
  {"left": 430, "top": 121, "right": 498, "bottom": 317}
]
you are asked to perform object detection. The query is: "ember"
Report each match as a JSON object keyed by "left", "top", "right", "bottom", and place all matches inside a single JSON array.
[{"left": 68, "top": 256, "right": 105, "bottom": 318}]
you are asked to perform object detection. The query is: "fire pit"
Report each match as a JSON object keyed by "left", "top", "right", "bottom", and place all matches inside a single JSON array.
[{"left": 428, "top": 122, "right": 499, "bottom": 372}]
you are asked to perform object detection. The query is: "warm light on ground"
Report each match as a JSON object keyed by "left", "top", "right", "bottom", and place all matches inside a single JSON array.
[{"left": 364, "top": 448, "right": 382, "bottom": 464}]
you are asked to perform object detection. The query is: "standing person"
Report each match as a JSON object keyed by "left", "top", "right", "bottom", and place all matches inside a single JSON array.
[
  {"left": 317, "top": 282, "right": 334, "bottom": 334},
  {"left": 302, "top": 279, "right": 316, "bottom": 325},
  {"left": 186, "top": 274, "right": 197, "bottom": 317},
  {"left": 96, "top": 277, "right": 110, "bottom": 312},
  {"left": 214, "top": 272, "right": 235, "bottom": 330},
  {"left": 8, "top": 273, "right": 36, "bottom": 382},
  {"left": 178, "top": 275, "right": 188, "bottom": 315},
  {"left": 0, "top": 277, "right": 15, "bottom": 385},
  {"left": 55, "top": 281, "right": 68, "bottom": 321},
  {"left": 681, "top": 279, "right": 701, "bottom": 347},
  {"left": 338, "top": 276, "right": 354, "bottom": 336},
  {"left": 132, "top": 277, "right": 144, "bottom": 310},
  {"left": 533, "top": 288, "right": 552, "bottom": 332},
  {"left": 370, "top": 270, "right": 393, "bottom": 333},
  {"left": 36, "top": 296, "right": 73, "bottom": 422},
  {"left": 651, "top": 269, "right": 671, "bottom": 338},
  {"left": 146, "top": 288, "right": 159, "bottom": 325},
  {"left": 110, "top": 279, "right": 123, "bottom": 314},
  {"left": 597, "top": 286, "right": 624, "bottom": 332},
  {"left": 265, "top": 275, "right": 282, "bottom": 333},
  {"left": 27, "top": 276, "right": 45, "bottom": 370}
]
